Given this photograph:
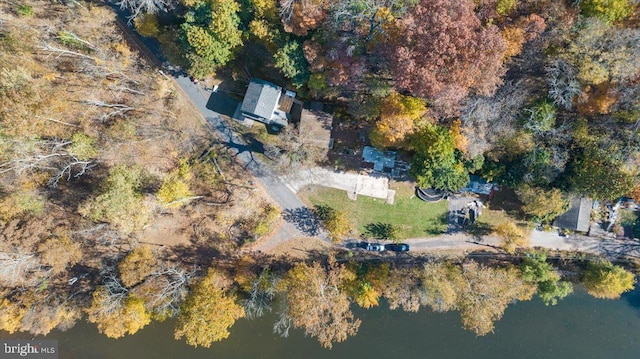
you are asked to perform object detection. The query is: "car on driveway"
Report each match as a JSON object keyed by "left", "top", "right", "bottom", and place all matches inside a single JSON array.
[
  {"left": 385, "top": 243, "right": 410, "bottom": 252},
  {"left": 358, "top": 242, "right": 385, "bottom": 251},
  {"left": 367, "top": 243, "right": 385, "bottom": 251}
]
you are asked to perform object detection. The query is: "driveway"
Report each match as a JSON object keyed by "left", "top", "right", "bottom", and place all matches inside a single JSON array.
[
  {"left": 284, "top": 168, "right": 392, "bottom": 201},
  {"left": 447, "top": 195, "right": 477, "bottom": 233},
  {"left": 530, "top": 228, "right": 640, "bottom": 259}
]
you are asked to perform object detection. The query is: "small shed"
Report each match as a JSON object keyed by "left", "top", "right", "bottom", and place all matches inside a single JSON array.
[
  {"left": 554, "top": 197, "right": 593, "bottom": 233},
  {"left": 362, "top": 146, "right": 396, "bottom": 173},
  {"left": 460, "top": 175, "right": 495, "bottom": 195}
]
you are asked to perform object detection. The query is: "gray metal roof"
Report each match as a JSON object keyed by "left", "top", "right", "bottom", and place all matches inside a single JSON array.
[
  {"left": 362, "top": 146, "right": 395, "bottom": 172},
  {"left": 554, "top": 197, "right": 592, "bottom": 232},
  {"left": 240, "top": 79, "right": 281, "bottom": 121}
]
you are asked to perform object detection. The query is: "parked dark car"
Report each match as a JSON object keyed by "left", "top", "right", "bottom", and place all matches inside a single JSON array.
[{"left": 385, "top": 243, "right": 410, "bottom": 252}]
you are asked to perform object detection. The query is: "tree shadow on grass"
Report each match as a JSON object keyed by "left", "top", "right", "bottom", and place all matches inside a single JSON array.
[
  {"left": 425, "top": 212, "right": 450, "bottom": 236},
  {"left": 364, "top": 222, "right": 397, "bottom": 240},
  {"left": 467, "top": 222, "right": 494, "bottom": 241},
  {"left": 282, "top": 207, "right": 322, "bottom": 236}
]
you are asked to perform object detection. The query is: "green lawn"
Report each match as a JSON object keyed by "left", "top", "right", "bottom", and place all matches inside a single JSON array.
[{"left": 301, "top": 183, "right": 448, "bottom": 239}]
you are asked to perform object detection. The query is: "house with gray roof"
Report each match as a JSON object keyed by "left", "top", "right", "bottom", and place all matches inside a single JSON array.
[
  {"left": 553, "top": 197, "right": 593, "bottom": 232},
  {"left": 240, "top": 79, "right": 293, "bottom": 126}
]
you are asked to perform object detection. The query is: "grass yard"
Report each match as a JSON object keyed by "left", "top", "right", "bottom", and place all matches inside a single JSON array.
[{"left": 300, "top": 182, "right": 448, "bottom": 239}]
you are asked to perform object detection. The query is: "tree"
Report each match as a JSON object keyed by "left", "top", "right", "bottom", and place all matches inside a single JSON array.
[
  {"left": 495, "top": 221, "right": 528, "bottom": 254},
  {"left": 86, "top": 281, "right": 152, "bottom": 338},
  {"left": 276, "top": 260, "right": 360, "bottom": 348},
  {"left": 583, "top": 260, "right": 635, "bottom": 299},
  {"left": 421, "top": 262, "right": 464, "bottom": 312},
  {"left": 450, "top": 119, "right": 468, "bottom": 154},
  {"left": 118, "top": 246, "right": 158, "bottom": 287},
  {"left": 409, "top": 124, "right": 469, "bottom": 191},
  {"left": 456, "top": 261, "right": 534, "bottom": 335},
  {"left": 134, "top": 13, "right": 162, "bottom": 38},
  {"left": 0, "top": 298, "right": 26, "bottom": 334},
  {"left": 523, "top": 101, "right": 557, "bottom": 135},
  {"left": 157, "top": 160, "right": 195, "bottom": 207},
  {"left": 315, "top": 205, "right": 352, "bottom": 242},
  {"left": 243, "top": 268, "right": 279, "bottom": 319},
  {"left": 279, "top": 0, "right": 329, "bottom": 36},
  {"left": 354, "top": 282, "right": 379, "bottom": 309},
  {"left": 133, "top": 265, "right": 192, "bottom": 320},
  {"left": 157, "top": 177, "right": 193, "bottom": 207},
  {"left": 79, "top": 165, "right": 151, "bottom": 235},
  {"left": 117, "top": 0, "right": 180, "bottom": 19},
  {"left": 175, "top": 268, "right": 245, "bottom": 348},
  {"left": 390, "top": 0, "right": 507, "bottom": 115},
  {"left": 249, "top": 0, "right": 278, "bottom": 20},
  {"left": 381, "top": 267, "right": 422, "bottom": 312},
  {"left": 15, "top": 292, "right": 80, "bottom": 336},
  {"left": 566, "top": 141, "right": 635, "bottom": 201},
  {"left": 560, "top": 18, "right": 640, "bottom": 86},
  {"left": 521, "top": 252, "right": 573, "bottom": 305},
  {"left": 0, "top": 190, "right": 44, "bottom": 221},
  {"left": 545, "top": 59, "right": 581, "bottom": 110},
  {"left": 68, "top": 132, "right": 98, "bottom": 161},
  {"left": 37, "top": 233, "right": 82, "bottom": 274},
  {"left": 180, "top": 0, "right": 243, "bottom": 78},
  {"left": 1, "top": 137, "right": 96, "bottom": 188},
  {"left": 518, "top": 186, "right": 569, "bottom": 223},
  {"left": 274, "top": 40, "right": 310, "bottom": 87},
  {"left": 496, "top": 0, "right": 517, "bottom": 16},
  {"left": 330, "top": 0, "right": 410, "bottom": 50},
  {"left": 579, "top": 0, "right": 634, "bottom": 23},
  {"left": 370, "top": 92, "right": 427, "bottom": 148},
  {"left": 343, "top": 262, "right": 389, "bottom": 309}
]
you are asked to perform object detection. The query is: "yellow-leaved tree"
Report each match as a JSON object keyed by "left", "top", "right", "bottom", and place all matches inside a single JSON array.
[
  {"left": 370, "top": 91, "right": 427, "bottom": 148},
  {"left": 495, "top": 221, "right": 529, "bottom": 254},
  {"left": 0, "top": 298, "right": 27, "bottom": 334},
  {"left": 583, "top": 260, "right": 635, "bottom": 299},
  {"left": 118, "top": 246, "right": 158, "bottom": 287},
  {"left": 276, "top": 259, "right": 360, "bottom": 348},
  {"left": 37, "top": 232, "right": 82, "bottom": 274},
  {"left": 174, "top": 268, "right": 245, "bottom": 348},
  {"left": 86, "top": 286, "right": 152, "bottom": 339},
  {"left": 157, "top": 160, "right": 194, "bottom": 208},
  {"left": 517, "top": 186, "right": 569, "bottom": 223},
  {"left": 79, "top": 165, "right": 151, "bottom": 235}
]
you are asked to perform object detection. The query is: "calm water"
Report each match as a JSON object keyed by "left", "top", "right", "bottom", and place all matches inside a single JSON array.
[{"left": 5, "top": 287, "right": 640, "bottom": 359}]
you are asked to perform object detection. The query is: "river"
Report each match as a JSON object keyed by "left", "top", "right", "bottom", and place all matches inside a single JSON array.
[{"left": 4, "top": 286, "right": 640, "bottom": 358}]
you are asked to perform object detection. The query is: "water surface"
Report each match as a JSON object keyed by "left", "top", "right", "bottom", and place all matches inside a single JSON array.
[{"left": 5, "top": 287, "right": 640, "bottom": 358}]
